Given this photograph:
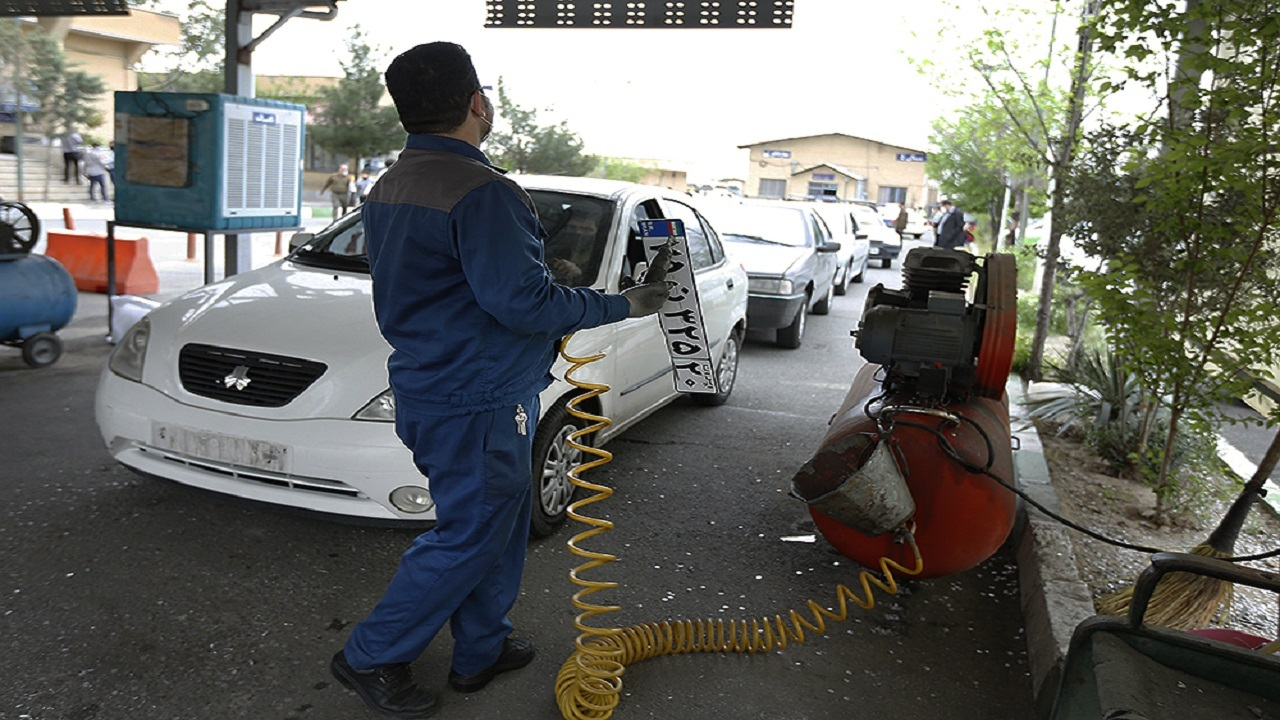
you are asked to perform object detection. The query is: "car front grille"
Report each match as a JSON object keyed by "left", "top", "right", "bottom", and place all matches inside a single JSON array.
[{"left": 179, "top": 343, "right": 327, "bottom": 407}]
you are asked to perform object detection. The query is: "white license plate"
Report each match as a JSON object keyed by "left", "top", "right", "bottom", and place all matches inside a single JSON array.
[{"left": 151, "top": 423, "right": 289, "bottom": 473}]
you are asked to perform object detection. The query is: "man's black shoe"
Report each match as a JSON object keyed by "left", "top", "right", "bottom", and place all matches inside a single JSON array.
[
  {"left": 447, "top": 637, "right": 536, "bottom": 693},
  {"left": 330, "top": 650, "right": 437, "bottom": 719}
]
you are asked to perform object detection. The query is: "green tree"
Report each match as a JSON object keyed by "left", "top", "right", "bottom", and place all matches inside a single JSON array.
[
  {"left": 307, "top": 27, "right": 402, "bottom": 168},
  {"left": 1065, "top": 0, "right": 1280, "bottom": 515},
  {"left": 594, "top": 157, "right": 649, "bottom": 183},
  {"left": 135, "top": 0, "right": 224, "bottom": 93},
  {"left": 0, "top": 24, "right": 106, "bottom": 197},
  {"left": 928, "top": 94, "right": 1048, "bottom": 242},
  {"left": 920, "top": 1, "right": 1098, "bottom": 380},
  {"left": 486, "top": 79, "right": 597, "bottom": 176}
]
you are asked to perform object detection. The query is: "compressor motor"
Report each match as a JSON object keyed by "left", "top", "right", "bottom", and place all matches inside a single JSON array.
[{"left": 854, "top": 247, "right": 996, "bottom": 399}]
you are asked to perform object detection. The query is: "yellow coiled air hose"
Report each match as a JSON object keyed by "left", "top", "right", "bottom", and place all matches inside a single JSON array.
[{"left": 553, "top": 336, "right": 924, "bottom": 720}]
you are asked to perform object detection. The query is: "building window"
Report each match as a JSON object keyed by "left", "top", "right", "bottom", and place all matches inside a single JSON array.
[
  {"left": 807, "top": 182, "right": 838, "bottom": 199},
  {"left": 879, "top": 186, "right": 907, "bottom": 205},
  {"left": 758, "top": 178, "right": 786, "bottom": 198}
]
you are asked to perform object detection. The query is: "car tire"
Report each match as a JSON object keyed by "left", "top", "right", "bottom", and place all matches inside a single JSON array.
[
  {"left": 833, "top": 262, "right": 852, "bottom": 296},
  {"left": 881, "top": 258, "right": 893, "bottom": 269},
  {"left": 21, "top": 332, "right": 62, "bottom": 368},
  {"left": 812, "top": 281, "right": 833, "bottom": 316},
  {"left": 691, "top": 326, "right": 741, "bottom": 407},
  {"left": 852, "top": 259, "right": 866, "bottom": 284},
  {"left": 776, "top": 294, "right": 808, "bottom": 349},
  {"left": 529, "top": 399, "right": 588, "bottom": 538}
]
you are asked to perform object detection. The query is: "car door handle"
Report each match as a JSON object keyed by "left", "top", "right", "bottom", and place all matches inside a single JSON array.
[{"left": 726, "top": 278, "right": 735, "bottom": 289}]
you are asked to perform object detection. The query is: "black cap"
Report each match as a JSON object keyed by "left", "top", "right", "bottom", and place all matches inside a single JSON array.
[{"left": 384, "top": 42, "right": 481, "bottom": 134}]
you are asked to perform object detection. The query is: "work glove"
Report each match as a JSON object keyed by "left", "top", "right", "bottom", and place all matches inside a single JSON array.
[{"left": 621, "top": 242, "right": 672, "bottom": 318}]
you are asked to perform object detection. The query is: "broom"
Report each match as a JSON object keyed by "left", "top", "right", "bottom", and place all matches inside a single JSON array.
[{"left": 1094, "top": 424, "right": 1280, "bottom": 630}]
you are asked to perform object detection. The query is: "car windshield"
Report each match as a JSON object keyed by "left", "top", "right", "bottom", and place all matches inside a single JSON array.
[
  {"left": 850, "top": 205, "right": 884, "bottom": 229},
  {"left": 288, "top": 190, "right": 615, "bottom": 285},
  {"left": 290, "top": 213, "right": 369, "bottom": 272},
  {"left": 706, "top": 205, "right": 808, "bottom": 247}
]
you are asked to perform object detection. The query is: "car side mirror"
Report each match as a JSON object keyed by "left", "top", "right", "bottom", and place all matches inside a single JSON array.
[
  {"left": 289, "top": 232, "right": 314, "bottom": 251},
  {"left": 855, "top": 232, "right": 868, "bottom": 240},
  {"left": 820, "top": 241, "right": 841, "bottom": 253}
]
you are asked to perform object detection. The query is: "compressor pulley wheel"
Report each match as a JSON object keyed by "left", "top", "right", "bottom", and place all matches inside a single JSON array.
[{"left": 0, "top": 201, "right": 40, "bottom": 256}]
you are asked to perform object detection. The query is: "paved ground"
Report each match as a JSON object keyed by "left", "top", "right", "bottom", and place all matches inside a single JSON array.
[{"left": 2, "top": 225, "right": 1042, "bottom": 720}]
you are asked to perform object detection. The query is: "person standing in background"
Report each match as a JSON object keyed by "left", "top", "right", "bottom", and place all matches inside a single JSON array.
[
  {"left": 62, "top": 131, "right": 83, "bottom": 184},
  {"left": 321, "top": 163, "right": 356, "bottom": 217},
  {"left": 82, "top": 143, "right": 110, "bottom": 202},
  {"left": 934, "top": 200, "right": 966, "bottom": 250}
]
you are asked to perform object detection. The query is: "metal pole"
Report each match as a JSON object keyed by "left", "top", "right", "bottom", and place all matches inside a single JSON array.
[
  {"left": 13, "top": 18, "right": 23, "bottom": 203},
  {"left": 106, "top": 221, "right": 116, "bottom": 339}
]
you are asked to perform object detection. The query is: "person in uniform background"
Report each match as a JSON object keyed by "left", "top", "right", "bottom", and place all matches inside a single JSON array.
[
  {"left": 321, "top": 163, "right": 356, "bottom": 217},
  {"left": 328, "top": 41, "right": 672, "bottom": 720}
]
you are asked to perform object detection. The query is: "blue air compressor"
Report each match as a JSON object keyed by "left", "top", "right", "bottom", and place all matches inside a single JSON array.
[{"left": 112, "top": 92, "right": 306, "bottom": 230}]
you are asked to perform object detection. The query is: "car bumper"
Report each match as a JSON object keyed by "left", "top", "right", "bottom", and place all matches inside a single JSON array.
[
  {"left": 870, "top": 242, "right": 901, "bottom": 260},
  {"left": 745, "top": 292, "right": 806, "bottom": 330},
  {"left": 95, "top": 368, "right": 430, "bottom": 523}
]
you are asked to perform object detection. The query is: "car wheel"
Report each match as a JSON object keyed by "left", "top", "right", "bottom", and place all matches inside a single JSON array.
[
  {"left": 881, "top": 258, "right": 893, "bottom": 269},
  {"left": 852, "top": 258, "right": 866, "bottom": 284},
  {"left": 776, "top": 295, "right": 808, "bottom": 349},
  {"left": 812, "top": 280, "right": 833, "bottom": 315},
  {"left": 529, "top": 400, "right": 587, "bottom": 538},
  {"left": 833, "top": 262, "right": 851, "bottom": 296},
  {"left": 21, "top": 332, "right": 62, "bottom": 368},
  {"left": 692, "top": 327, "right": 741, "bottom": 407}
]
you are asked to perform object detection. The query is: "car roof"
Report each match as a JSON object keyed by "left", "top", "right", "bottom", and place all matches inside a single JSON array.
[{"left": 516, "top": 173, "right": 681, "bottom": 203}]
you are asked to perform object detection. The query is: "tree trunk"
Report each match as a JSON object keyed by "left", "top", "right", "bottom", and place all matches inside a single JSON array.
[{"left": 1026, "top": 9, "right": 1094, "bottom": 380}]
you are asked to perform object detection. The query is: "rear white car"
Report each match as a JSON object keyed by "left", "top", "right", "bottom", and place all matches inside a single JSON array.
[
  {"left": 804, "top": 202, "right": 872, "bottom": 296},
  {"left": 95, "top": 176, "right": 748, "bottom": 537},
  {"left": 850, "top": 201, "right": 903, "bottom": 268}
]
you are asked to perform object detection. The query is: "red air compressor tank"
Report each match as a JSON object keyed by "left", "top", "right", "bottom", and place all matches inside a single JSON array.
[{"left": 792, "top": 250, "right": 1017, "bottom": 578}]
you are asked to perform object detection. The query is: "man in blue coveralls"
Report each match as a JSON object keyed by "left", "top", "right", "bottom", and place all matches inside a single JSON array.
[{"left": 329, "top": 42, "right": 673, "bottom": 719}]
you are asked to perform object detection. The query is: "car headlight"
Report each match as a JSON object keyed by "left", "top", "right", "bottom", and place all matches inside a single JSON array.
[
  {"left": 749, "top": 277, "right": 794, "bottom": 295},
  {"left": 108, "top": 316, "right": 150, "bottom": 382},
  {"left": 354, "top": 389, "right": 396, "bottom": 421}
]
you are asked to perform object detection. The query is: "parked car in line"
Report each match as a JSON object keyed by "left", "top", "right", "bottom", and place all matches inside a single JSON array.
[
  {"left": 851, "top": 200, "right": 902, "bottom": 268},
  {"left": 700, "top": 200, "right": 841, "bottom": 349},
  {"left": 878, "top": 204, "right": 928, "bottom": 239},
  {"left": 95, "top": 176, "right": 749, "bottom": 538},
  {"left": 803, "top": 202, "right": 871, "bottom": 296}
]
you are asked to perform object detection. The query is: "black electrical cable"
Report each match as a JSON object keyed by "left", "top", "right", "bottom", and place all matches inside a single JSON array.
[{"left": 888, "top": 412, "right": 1280, "bottom": 563}]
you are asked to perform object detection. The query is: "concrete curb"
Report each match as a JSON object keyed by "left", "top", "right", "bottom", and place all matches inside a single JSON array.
[{"left": 1007, "top": 378, "right": 1097, "bottom": 714}]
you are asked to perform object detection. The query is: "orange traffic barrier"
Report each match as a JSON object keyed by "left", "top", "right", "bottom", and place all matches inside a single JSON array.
[
  {"left": 44, "top": 229, "right": 160, "bottom": 295},
  {"left": 62, "top": 207, "right": 75, "bottom": 230}
]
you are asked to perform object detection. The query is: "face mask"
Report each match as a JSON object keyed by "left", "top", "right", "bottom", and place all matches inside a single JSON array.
[{"left": 477, "top": 93, "right": 495, "bottom": 143}]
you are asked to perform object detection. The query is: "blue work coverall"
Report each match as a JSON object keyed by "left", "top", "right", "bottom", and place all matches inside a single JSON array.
[{"left": 343, "top": 134, "right": 630, "bottom": 675}]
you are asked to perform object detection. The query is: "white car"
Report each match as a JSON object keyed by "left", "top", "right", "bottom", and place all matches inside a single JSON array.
[
  {"left": 803, "top": 202, "right": 872, "bottom": 296},
  {"left": 850, "top": 201, "right": 903, "bottom": 268},
  {"left": 95, "top": 176, "right": 748, "bottom": 537}
]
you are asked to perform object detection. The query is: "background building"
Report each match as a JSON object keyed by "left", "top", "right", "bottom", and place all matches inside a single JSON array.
[{"left": 738, "top": 133, "right": 932, "bottom": 208}]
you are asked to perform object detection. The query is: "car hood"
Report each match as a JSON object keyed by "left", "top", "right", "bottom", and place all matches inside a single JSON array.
[
  {"left": 139, "top": 259, "right": 392, "bottom": 420},
  {"left": 722, "top": 241, "right": 806, "bottom": 276}
]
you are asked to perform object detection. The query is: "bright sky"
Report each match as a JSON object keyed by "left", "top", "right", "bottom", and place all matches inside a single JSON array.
[{"left": 151, "top": 0, "right": 946, "bottom": 181}]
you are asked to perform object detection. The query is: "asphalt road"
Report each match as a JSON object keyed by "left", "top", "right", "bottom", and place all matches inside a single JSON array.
[{"left": 1, "top": 240, "right": 1035, "bottom": 719}]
